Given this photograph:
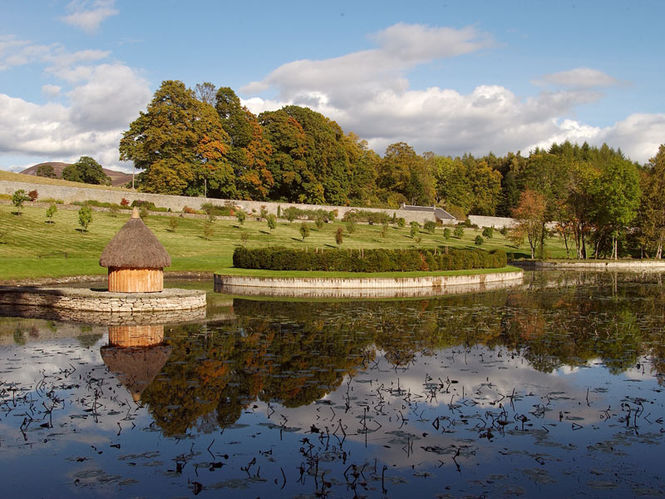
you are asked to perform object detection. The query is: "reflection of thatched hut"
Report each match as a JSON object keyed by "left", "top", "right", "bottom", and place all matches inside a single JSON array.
[
  {"left": 100, "top": 344, "right": 172, "bottom": 402},
  {"left": 108, "top": 324, "right": 165, "bottom": 347},
  {"left": 100, "top": 208, "right": 171, "bottom": 292}
]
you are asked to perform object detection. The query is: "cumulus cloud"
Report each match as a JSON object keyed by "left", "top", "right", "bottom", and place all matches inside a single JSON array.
[
  {"left": 0, "top": 37, "right": 151, "bottom": 170},
  {"left": 241, "top": 24, "right": 661, "bottom": 163},
  {"left": 536, "top": 67, "right": 621, "bottom": 89},
  {"left": 61, "top": 0, "right": 118, "bottom": 34}
]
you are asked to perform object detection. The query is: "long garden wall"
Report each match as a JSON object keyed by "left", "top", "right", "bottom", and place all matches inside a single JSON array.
[{"left": 0, "top": 180, "right": 453, "bottom": 225}]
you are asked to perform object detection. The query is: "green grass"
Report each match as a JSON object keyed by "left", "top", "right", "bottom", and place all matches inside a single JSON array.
[
  {"left": 0, "top": 203, "right": 566, "bottom": 281},
  {"left": 0, "top": 170, "right": 131, "bottom": 190}
]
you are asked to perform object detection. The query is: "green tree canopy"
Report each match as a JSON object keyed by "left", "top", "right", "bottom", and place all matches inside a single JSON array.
[{"left": 62, "top": 156, "right": 110, "bottom": 185}]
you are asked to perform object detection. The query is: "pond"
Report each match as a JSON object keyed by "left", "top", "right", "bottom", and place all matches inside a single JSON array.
[{"left": 1, "top": 272, "right": 665, "bottom": 497}]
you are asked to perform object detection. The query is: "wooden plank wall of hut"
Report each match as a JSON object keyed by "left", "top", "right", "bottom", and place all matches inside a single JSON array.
[{"left": 108, "top": 268, "right": 164, "bottom": 293}]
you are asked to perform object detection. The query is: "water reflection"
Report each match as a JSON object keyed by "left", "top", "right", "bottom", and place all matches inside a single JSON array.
[{"left": 2, "top": 272, "right": 665, "bottom": 497}]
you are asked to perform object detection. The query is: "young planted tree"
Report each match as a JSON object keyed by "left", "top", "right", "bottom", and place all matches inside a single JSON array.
[
  {"left": 410, "top": 221, "right": 420, "bottom": 239},
  {"left": 236, "top": 210, "right": 246, "bottom": 225},
  {"left": 266, "top": 214, "right": 277, "bottom": 231},
  {"left": 45, "top": 203, "right": 57, "bottom": 223},
  {"left": 335, "top": 227, "right": 344, "bottom": 245},
  {"left": 299, "top": 223, "right": 310, "bottom": 241},
  {"left": 11, "top": 190, "right": 30, "bottom": 214},
  {"left": 78, "top": 206, "right": 93, "bottom": 232}
]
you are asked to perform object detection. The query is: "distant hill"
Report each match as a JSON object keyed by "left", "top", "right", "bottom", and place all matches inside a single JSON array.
[{"left": 21, "top": 162, "right": 133, "bottom": 187}]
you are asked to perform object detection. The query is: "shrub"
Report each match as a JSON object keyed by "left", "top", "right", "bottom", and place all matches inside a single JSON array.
[
  {"left": 397, "top": 217, "right": 406, "bottom": 228},
  {"left": 232, "top": 247, "right": 507, "bottom": 272},
  {"left": 335, "top": 227, "right": 344, "bottom": 245},
  {"left": 381, "top": 222, "right": 388, "bottom": 238},
  {"left": 139, "top": 206, "right": 149, "bottom": 219},
  {"left": 183, "top": 206, "right": 200, "bottom": 214},
  {"left": 281, "top": 206, "right": 336, "bottom": 223},
  {"left": 342, "top": 210, "right": 390, "bottom": 225},
  {"left": 424, "top": 221, "right": 436, "bottom": 234},
  {"left": 482, "top": 227, "right": 494, "bottom": 239},
  {"left": 28, "top": 190, "right": 38, "bottom": 202},
  {"left": 201, "top": 202, "right": 233, "bottom": 217},
  {"left": 499, "top": 226, "right": 508, "bottom": 236},
  {"left": 168, "top": 217, "right": 179, "bottom": 232},
  {"left": 346, "top": 219, "right": 356, "bottom": 234},
  {"left": 131, "top": 199, "right": 168, "bottom": 212},
  {"left": 120, "top": 198, "right": 130, "bottom": 207},
  {"left": 260, "top": 207, "right": 268, "bottom": 220},
  {"left": 475, "top": 235, "right": 484, "bottom": 245},
  {"left": 236, "top": 210, "right": 246, "bottom": 225},
  {"left": 443, "top": 228, "right": 451, "bottom": 240},
  {"left": 78, "top": 206, "right": 92, "bottom": 232},
  {"left": 240, "top": 230, "right": 249, "bottom": 245},
  {"left": 453, "top": 226, "right": 464, "bottom": 238},
  {"left": 315, "top": 213, "right": 325, "bottom": 229}
]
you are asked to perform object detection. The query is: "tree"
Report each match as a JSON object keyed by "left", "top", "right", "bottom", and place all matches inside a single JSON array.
[
  {"left": 216, "top": 87, "right": 274, "bottom": 200},
  {"left": 589, "top": 156, "right": 640, "bottom": 259},
  {"left": 335, "top": 227, "right": 344, "bottom": 245},
  {"left": 36, "top": 164, "right": 56, "bottom": 178},
  {"left": 120, "top": 80, "right": 233, "bottom": 197},
  {"left": 195, "top": 82, "right": 217, "bottom": 106},
  {"left": 636, "top": 145, "right": 665, "bottom": 258},
  {"left": 236, "top": 210, "right": 246, "bottom": 225},
  {"left": 266, "top": 214, "right": 277, "bottom": 231},
  {"left": 78, "top": 206, "right": 92, "bottom": 232},
  {"left": 410, "top": 221, "right": 420, "bottom": 239},
  {"left": 45, "top": 203, "right": 57, "bottom": 223},
  {"left": 378, "top": 142, "right": 434, "bottom": 206},
  {"left": 512, "top": 189, "right": 546, "bottom": 259},
  {"left": 11, "top": 189, "right": 30, "bottom": 214},
  {"left": 62, "top": 156, "right": 110, "bottom": 185},
  {"left": 299, "top": 222, "right": 310, "bottom": 241}
]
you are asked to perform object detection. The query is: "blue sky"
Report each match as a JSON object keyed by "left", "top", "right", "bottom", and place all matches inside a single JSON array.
[{"left": 1, "top": 0, "right": 663, "bottom": 172}]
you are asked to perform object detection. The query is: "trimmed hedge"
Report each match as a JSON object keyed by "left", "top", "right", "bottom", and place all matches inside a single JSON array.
[{"left": 233, "top": 247, "right": 507, "bottom": 272}]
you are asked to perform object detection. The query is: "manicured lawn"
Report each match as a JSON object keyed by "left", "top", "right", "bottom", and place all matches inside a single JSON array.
[{"left": 0, "top": 203, "right": 566, "bottom": 281}]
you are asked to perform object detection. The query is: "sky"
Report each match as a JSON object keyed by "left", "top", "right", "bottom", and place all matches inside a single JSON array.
[{"left": 1, "top": 0, "right": 663, "bottom": 173}]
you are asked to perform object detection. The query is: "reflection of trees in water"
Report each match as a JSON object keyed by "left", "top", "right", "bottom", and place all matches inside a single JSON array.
[{"left": 140, "top": 280, "right": 665, "bottom": 435}]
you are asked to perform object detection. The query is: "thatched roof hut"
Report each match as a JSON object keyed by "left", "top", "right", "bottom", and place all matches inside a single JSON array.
[
  {"left": 100, "top": 208, "right": 171, "bottom": 292},
  {"left": 100, "top": 344, "right": 172, "bottom": 402}
]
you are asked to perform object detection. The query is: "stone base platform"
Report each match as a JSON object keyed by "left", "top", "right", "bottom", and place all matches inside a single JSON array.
[{"left": 0, "top": 286, "right": 206, "bottom": 324}]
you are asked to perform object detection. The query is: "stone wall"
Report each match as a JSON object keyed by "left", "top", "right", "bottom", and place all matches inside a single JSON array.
[
  {"left": 0, "top": 179, "right": 454, "bottom": 225},
  {"left": 0, "top": 286, "right": 206, "bottom": 321},
  {"left": 468, "top": 215, "right": 517, "bottom": 229},
  {"left": 214, "top": 270, "right": 523, "bottom": 299}
]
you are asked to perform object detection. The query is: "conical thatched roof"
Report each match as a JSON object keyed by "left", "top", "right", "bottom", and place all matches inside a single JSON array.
[
  {"left": 100, "top": 208, "right": 171, "bottom": 268},
  {"left": 100, "top": 345, "right": 172, "bottom": 402}
]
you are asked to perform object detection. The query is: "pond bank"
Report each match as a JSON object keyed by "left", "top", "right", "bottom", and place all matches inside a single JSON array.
[
  {"left": 513, "top": 260, "right": 665, "bottom": 271},
  {"left": 214, "top": 269, "right": 523, "bottom": 299}
]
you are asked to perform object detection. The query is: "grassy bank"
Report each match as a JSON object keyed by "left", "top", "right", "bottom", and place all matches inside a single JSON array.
[{"left": 0, "top": 203, "right": 564, "bottom": 281}]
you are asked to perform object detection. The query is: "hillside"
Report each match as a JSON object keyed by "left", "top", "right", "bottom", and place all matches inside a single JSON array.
[{"left": 21, "top": 162, "right": 133, "bottom": 187}]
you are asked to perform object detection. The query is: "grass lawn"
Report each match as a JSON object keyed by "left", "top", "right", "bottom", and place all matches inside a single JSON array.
[{"left": 0, "top": 203, "right": 568, "bottom": 281}]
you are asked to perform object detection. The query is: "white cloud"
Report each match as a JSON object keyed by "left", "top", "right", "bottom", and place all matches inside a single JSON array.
[
  {"left": 42, "top": 84, "right": 62, "bottom": 97},
  {"left": 536, "top": 67, "right": 621, "bottom": 89},
  {"left": 61, "top": 0, "right": 118, "bottom": 34},
  {"left": 0, "top": 63, "right": 150, "bottom": 169},
  {"left": 241, "top": 24, "right": 661, "bottom": 163}
]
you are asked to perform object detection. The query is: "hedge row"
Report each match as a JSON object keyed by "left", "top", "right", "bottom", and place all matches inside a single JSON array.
[{"left": 232, "top": 247, "right": 507, "bottom": 272}]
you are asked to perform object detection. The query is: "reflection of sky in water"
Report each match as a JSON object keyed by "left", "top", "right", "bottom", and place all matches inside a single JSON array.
[
  {"left": 1, "top": 336, "right": 663, "bottom": 497},
  {"left": 1, "top": 273, "right": 665, "bottom": 497}
]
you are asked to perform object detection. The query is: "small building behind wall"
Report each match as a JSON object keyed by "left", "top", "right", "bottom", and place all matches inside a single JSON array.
[{"left": 99, "top": 208, "right": 171, "bottom": 292}]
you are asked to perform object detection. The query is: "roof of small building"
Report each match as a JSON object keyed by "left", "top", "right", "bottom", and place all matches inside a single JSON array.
[
  {"left": 99, "top": 208, "right": 171, "bottom": 269},
  {"left": 100, "top": 344, "right": 172, "bottom": 402}
]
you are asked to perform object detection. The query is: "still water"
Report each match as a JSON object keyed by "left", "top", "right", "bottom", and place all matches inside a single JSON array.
[{"left": 1, "top": 272, "right": 665, "bottom": 497}]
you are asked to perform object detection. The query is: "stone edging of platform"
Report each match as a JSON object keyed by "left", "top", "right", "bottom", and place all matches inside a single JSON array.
[
  {"left": 214, "top": 270, "right": 523, "bottom": 291},
  {"left": 0, "top": 286, "right": 207, "bottom": 313}
]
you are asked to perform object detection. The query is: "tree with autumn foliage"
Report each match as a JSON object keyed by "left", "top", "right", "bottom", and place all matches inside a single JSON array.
[
  {"left": 119, "top": 80, "right": 234, "bottom": 196},
  {"left": 215, "top": 87, "right": 274, "bottom": 200},
  {"left": 512, "top": 189, "right": 547, "bottom": 259}
]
